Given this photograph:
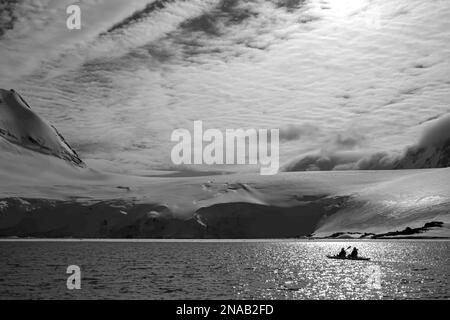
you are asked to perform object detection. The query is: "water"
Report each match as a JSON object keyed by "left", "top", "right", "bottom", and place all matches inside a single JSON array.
[{"left": 0, "top": 240, "right": 448, "bottom": 300}]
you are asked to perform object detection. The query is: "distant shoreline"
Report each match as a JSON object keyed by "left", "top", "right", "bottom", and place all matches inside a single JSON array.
[{"left": 0, "top": 237, "right": 449, "bottom": 242}]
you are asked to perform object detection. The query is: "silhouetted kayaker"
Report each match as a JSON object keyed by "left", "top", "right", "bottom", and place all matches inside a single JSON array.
[
  {"left": 349, "top": 247, "right": 358, "bottom": 258},
  {"left": 337, "top": 248, "right": 346, "bottom": 257}
]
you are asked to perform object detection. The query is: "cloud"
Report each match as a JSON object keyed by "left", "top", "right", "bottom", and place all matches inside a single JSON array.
[
  {"left": 0, "top": 0, "right": 18, "bottom": 37},
  {"left": 0, "top": 0, "right": 158, "bottom": 81},
  {"left": 104, "top": 0, "right": 179, "bottom": 34},
  {"left": 331, "top": 133, "right": 364, "bottom": 150},
  {"left": 275, "top": 0, "right": 307, "bottom": 12},
  {"left": 418, "top": 113, "right": 450, "bottom": 148},
  {"left": 353, "top": 151, "right": 401, "bottom": 170},
  {"left": 283, "top": 113, "right": 450, "bottom": 171},
  {"left": 281, "top": 151, "right": 364, "bottom": 171},
  {"left": 1, "top": 0, "right": 449, "bottom": 174},
  {"left": 279, "top": 123, "right": 317, "bottom": 141}
]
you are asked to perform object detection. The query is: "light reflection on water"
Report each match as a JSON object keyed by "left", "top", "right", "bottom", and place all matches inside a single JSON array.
[{"left": 0, "top": 240, "right": 448, "bottom": 299}]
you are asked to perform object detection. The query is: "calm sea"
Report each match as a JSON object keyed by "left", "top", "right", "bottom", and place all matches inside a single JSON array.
[{"left": 0, "top": 240, "right": 448, "bottom": 299}]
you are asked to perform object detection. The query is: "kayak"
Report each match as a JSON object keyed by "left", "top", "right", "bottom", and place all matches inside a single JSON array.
[{"left": 326, "top": 255, "right": 370, "bottom": 261}]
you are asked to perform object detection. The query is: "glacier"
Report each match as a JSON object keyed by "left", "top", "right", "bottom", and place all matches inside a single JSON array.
[{"left": 0, "top": 89, "right": 449, "bottom": 238}]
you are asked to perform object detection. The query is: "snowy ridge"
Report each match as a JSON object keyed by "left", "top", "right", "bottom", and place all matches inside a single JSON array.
[
  {"left": 0, "top": 89, "right": 84, "bottom": 167},
  {"left": 0, "top": 89, "right": 449, "bottom": 238}
]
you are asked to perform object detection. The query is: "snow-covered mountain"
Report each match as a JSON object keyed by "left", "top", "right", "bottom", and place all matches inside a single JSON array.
[
  {"left": 0, "top": 89, "right": 449, "bottom": 239},
  {"left": 0, "top": 168, "right": 449, "bottom": 239},
  {"left": 0, "top": 89, "right": 84, "bottom": 167}
]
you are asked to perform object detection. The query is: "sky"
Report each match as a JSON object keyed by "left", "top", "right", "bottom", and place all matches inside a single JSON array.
[{"left": 0, "top": 0, "right": 449, "bottom": 174}]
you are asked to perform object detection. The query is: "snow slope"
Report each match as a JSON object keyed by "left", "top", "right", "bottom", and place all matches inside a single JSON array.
[
  {"left": 0, "top": 89, "right": 449, "bottom": 238},
  {"left": 0, "top": 168, "right": 448, "bottom": 238},
  {"left": 0, "top": 89, "right": 84, "bottom": 166}
]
